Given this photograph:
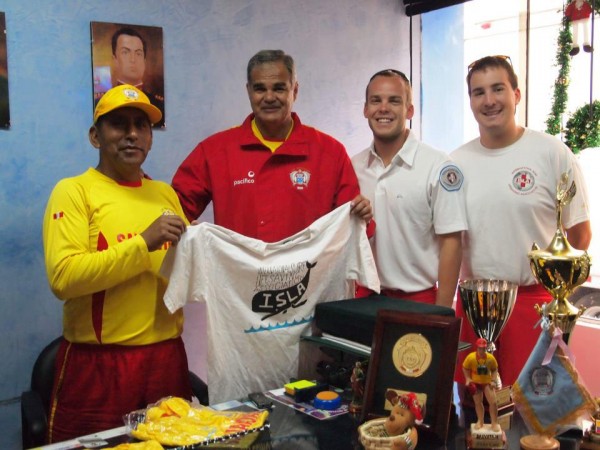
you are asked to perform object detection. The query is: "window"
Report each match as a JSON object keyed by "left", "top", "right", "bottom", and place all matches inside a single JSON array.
[{"left": 464, "top": 0, "right": 600, "bottom": 140}]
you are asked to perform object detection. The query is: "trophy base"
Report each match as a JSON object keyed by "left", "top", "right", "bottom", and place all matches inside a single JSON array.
[
  {"left": 519, "top": 434, "right": 559, "bottom": 450},
  {"left": 582, "top": 429, "right": 600, "bottom": 449},
  {"left": 467, "top": 424, "right": 506, "bottom": 449},
  {"left": 348, "top": 403, "right": 362, "bottom": 414},
  {"left": 582, "top": 439, "right": 600, "bottom": 450}
]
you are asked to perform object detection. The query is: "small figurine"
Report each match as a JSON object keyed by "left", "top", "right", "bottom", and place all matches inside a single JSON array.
[
  {"left": 462, "top": 338, "right": 501, "bottom": 431},
  {"left": 583, "top": 397, "right": 600, "bottom": 444},
  {"left": 349, "top": 360, "right": 367, "bottom": 413},
  {"left": 358, "top": 391, "right": 423, "bottom": 450},
  {"left": 565, "top": 0, "right": 594, "bottom": 56}
]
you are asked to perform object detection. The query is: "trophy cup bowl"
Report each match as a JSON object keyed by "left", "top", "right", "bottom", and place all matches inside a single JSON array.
[
  {"left": 458, "top": 279, "right": 518, "bottom": 354},
  {"left": 527, "top": 172, "right": 591, "bottom": 340},
  {"left": 528, "top": 231, "right": 590, "bottom": 338}
]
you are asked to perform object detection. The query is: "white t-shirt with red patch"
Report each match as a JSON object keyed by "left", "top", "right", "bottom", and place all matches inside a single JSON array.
[{"left": 451, "top": 128, "right": 590, "bottom": 285}]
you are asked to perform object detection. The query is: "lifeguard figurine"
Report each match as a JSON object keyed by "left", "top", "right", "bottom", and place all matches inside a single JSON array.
[{"left": 463, "top": 338, "right": 501, "bottom": 431}]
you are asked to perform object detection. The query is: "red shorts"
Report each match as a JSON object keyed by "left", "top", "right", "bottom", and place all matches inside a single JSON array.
[
  {"left": 381, "top": 286, "right": 437, "bottom": 305},
  {"left": 467, "top": 382, "right": 488, "bottom": 395},
  {"left": 356, "top": 286, "right": 437, "bottom": 304},
  {"left": 47, "top": 337, "right": 192, "bottom": 444},
  {"left": 455, "top": 284, "right": 549, "bottom": 387}
]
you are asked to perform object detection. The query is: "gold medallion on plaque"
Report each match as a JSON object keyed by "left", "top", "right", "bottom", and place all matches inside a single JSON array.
[{"left": 392, "top": 333, "right": 432, "bottom": 377}]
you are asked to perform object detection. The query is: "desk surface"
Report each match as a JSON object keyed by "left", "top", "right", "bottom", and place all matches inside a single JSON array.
[{"left": 38, "top": 396, "right": 582, "bottom": 450}]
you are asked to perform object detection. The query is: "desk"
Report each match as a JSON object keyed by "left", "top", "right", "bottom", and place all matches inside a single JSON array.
[
  {"left": 32, "top": 405, "right": 449, "bottom": 450},
  {"left": 37, "top": 396, "right": 583, "bottom": 450}
]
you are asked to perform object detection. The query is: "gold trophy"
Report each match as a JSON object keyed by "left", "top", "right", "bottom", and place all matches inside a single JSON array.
[
  {"left": 458, "top": 279, "right": 518, "bottom": 354},
  {"left": 519, "top": 173, "right": 592, "bottom": 450},
  {"left": 528, "top": 172, "right": 591, "bottom": 341}
]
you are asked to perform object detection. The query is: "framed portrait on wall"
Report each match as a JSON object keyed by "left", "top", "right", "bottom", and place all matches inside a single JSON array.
[
  {"left": 0, "top": 11, "right": 10, "bottom": 129},
  {"left": 90, "top": 21, "right": 165, "bottom": 128},
  {"left": 362, "top": 309, "right": 461, "bottom": 444}
]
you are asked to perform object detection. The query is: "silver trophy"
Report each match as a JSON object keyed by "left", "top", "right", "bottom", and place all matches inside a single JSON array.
[{"left": 459, "top": 279, "right": 518, "bottom": 354}]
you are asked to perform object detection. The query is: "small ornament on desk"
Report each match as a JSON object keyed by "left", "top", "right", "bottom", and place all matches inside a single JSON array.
[
  {"left": 582, "top": 397, "right": 600, "bottom": 448},
  {"left": 358, "top": 391, "right": 422, "bottom": 450},
  {"left": 463, "top": 338, "right": 502, "bottom": 432},
  {"left": 462, "top": 338, "right": 507, "bottom": 449},
  {"left": 349, "top": 360, "right": 367, "bottom": 414},
  {"left": 313, "top": 390, "right": 342, "bottom": 410}
]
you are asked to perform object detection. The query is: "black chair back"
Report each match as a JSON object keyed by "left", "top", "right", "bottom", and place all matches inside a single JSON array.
[
  {"left": 21, "top": 336, "right": 208, "bottom": 448},
  {"left": 30, "top": 337, "right": 62, "bottom": 412}
]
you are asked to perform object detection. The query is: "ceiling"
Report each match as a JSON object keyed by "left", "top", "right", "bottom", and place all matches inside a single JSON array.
[{"left": 403, "top": 0, "right": 473, "bottom": 16}]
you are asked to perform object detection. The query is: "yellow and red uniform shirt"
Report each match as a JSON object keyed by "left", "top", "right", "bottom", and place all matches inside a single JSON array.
[{"left": 43, "top": 168, "right": 187, "bottom": 345}]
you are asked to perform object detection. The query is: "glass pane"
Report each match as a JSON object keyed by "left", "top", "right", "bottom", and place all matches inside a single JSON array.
[
  {"left": 464, "top": 0, "right": 600, "bottom": 138},
  {"left": 463, "top": 0, "right": 522, "bottom": 142}
]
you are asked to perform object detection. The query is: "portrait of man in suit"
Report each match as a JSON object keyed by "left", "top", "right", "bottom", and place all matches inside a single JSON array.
[{"left": 91, "top": 21, "right": 165, "bottom": 128}]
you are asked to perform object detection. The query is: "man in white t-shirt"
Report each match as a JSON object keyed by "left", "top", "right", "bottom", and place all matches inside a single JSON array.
[
  {"left": 162, "top": 203, "right": 380, "bottom": 403},
  {"left": 451, "top": 55, "right": 591, "bottom": 387},
  {"left": 352, "top": 69, "right": 467, "bottom": 307}
]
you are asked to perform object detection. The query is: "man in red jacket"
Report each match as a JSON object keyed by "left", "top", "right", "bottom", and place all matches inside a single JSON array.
[{"left": 172, "top": 49, "right": 372, "bottom": 243}]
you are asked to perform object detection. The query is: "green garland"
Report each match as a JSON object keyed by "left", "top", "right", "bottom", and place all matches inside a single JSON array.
[
  {"left": 546, "top": 2, "right": 600, "bottom": 148},
  {"left": 564, "top": 100, "right": 600, "bottom": 152},
  {"left": 545, "top": 15, "right": 572, "bottom": 136}
]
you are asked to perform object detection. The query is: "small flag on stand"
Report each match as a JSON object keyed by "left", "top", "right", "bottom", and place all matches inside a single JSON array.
[{"left": 512, "top": 325, "right": 596, "bottom": 435}]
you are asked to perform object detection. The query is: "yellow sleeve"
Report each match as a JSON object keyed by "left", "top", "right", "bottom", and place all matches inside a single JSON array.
[{"left": 43, "top": 178, "right": 152, "bottom": 300}]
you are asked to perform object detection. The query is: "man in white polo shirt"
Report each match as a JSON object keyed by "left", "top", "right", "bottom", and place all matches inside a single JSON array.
[{"left": 352, "top": 69, "right": 467, "bottom": 306}]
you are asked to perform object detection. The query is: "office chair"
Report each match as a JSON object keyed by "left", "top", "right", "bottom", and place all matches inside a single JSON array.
[
  {"left": 21, "top": 337, "right": 209, "bottom": 449},
  {"left": 21, "top": 337, "right": 61, "bottom": 449}
]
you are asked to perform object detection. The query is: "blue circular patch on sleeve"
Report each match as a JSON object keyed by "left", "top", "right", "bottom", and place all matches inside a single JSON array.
[{"left": 439, "top": 165, "right": 464, "bottom": 191}]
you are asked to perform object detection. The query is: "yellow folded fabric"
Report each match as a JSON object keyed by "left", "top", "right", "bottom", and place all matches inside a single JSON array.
[
  {"left": 129, "top": 397, "right": 269, "bottom": 447},
  {"left": 104, "top": 440, "right": 164, "bottom": 450}
]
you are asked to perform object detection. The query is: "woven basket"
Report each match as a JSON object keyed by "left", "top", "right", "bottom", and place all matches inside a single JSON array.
[{"left": 358, "top": 418, "right": 419, "bottom": 450}]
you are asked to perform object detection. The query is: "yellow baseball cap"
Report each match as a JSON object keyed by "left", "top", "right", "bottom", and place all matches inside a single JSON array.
[{"left": 93, "top": 84, "right": 162, "bottom": 125}]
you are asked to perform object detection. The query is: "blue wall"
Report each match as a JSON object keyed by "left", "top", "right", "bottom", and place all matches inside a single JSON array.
[{"left": 0, "top": 1, "right": 416, "bottom": 447}]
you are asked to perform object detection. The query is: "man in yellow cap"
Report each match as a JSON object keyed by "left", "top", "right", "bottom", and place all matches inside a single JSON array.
[{"left": 42, "top": 84, "right": 191, "bottom": 443}]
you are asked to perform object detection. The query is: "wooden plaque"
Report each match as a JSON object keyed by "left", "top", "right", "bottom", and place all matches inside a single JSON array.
[{"left": 362, "top": 309, "right": 461, "bottom": 444}]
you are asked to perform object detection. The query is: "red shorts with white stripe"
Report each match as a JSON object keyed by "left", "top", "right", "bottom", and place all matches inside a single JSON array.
[{"left": 47, "top": 337, "right": 192, "bottom": 443}]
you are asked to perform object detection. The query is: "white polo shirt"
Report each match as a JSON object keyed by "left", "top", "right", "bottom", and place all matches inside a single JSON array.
[
  {"left": 451, "top": 128, "right": 590, "bottom": 285},
  {"left": 352, "top": 131, "right": 467, "bottom": 292},
  {"left": 162, "top": 203, "right": 380, "bottom": 403}
]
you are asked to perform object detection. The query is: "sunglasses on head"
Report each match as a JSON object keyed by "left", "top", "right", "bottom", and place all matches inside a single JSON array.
[
  {"left": 369, "top": 69, "right": 410, "bottom": 83},
  {"left": 468, "top": 55, "right": 512, "bottom": 71}
]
